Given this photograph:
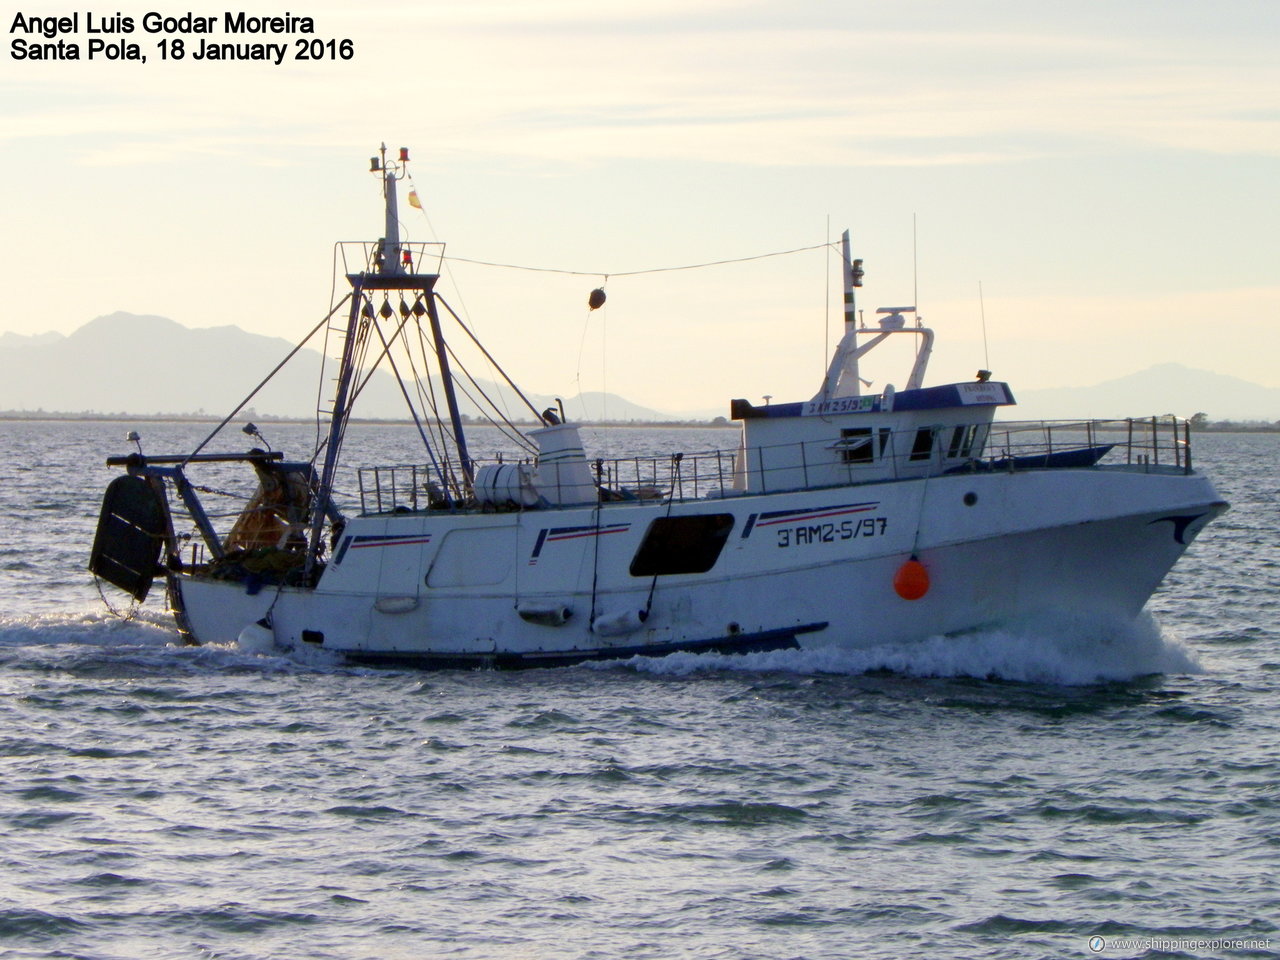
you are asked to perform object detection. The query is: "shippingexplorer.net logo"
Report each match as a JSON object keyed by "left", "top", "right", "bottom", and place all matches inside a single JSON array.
[{"left": 1087, "top": 935, "right": 1271, "bottom": 953}]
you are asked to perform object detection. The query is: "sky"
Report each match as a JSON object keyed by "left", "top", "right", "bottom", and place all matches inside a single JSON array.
[{"left": 2, "top": 0, "right": 1278, "bottom": 415}]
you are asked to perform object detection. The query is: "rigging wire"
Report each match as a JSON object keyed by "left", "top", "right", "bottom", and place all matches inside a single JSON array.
[
  {"left": 442, "top": 240, "right": 834, "bottom": 278},
  {"left": 304, "top": 180, "right": 839, "bottom": 505},
  {"left": 364, "top": 311, "right": 452, "bottom": 494},
  {"left": 342, "top": 298, "right": 463, "bottom": 498},
  {"left": 434, "top": 296, "right": 545, "bottom": 424},
  {"left": 395, "top": 299, "right": 436, "bottom": 428},
  {"left": 442, "top": 339, "right": 540, "bottom": 454},
  {"left": 404, "top": 171, "right": 521, "bottom": 426},
  {"left": 321, "top": 298, "right": 375, "bottom": 486},
  {"left": 573, "top": 301, "right": 595, "bottom": 422},
  {"left": 599, "top": 297, "right": 608, "bottom": 424},
  {"left": 183, "top": 295, "right": 351, "bottom": 466},
  {"left": 400, "top": 177, "right": 834, "bottom": 440},
  {"left": 413, "top": 319, "right": 457, "bottom": 480},
  {"left": 342, "top": 296, "right": 387, "bottom": 409}
]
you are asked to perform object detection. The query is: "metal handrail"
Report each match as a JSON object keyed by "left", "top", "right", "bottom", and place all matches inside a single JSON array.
[{"left": 352, "top": 415, "right": 1194, "bottom": 514}]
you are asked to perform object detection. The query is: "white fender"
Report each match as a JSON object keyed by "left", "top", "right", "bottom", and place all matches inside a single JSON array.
[
  {"left": 236, "top": 619, "right": 277, "bottom": 655},
  {"left": 591, "top": 609, "right": 648, "bottom": 637}
]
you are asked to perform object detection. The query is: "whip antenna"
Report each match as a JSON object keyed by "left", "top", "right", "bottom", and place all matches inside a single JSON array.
[
  {"left": 978, "top": 280, "right": 991, "bottom": 370},
  {"left": 824, "top": 215, "right": 831, "bottom": 376},
  {"left": 912, "top": 213, "right": 919, "bottom": 319}
]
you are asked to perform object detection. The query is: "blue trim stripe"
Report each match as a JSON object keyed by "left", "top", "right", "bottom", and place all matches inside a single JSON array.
[
  {"left": 754, "top": 502, "right": 878, "bottom": 528},
  {"left": 334, "top": 532, "right": 431, "bottom": 566},
  {"left": 333, "top": 535, "right": 353, "bottom": 565},
  {"left": 531, "top": 523, "right": 631, "bottom": 560},
  {"left": 546, "top": 523, "right": 630, "bottom": 542},
  {"left": 350, "top": 533, "right": 433, "bottom": 549},
  {"left": 530, "top": 528, "right": 549, "bottom": 559}
]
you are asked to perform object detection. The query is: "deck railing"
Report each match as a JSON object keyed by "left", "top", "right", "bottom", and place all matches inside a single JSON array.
[{"left": 353, "top": 415, "right": 1193, "bottom": 513}]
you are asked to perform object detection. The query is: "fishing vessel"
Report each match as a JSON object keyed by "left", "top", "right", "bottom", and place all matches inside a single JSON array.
[{"left": 90, "top": 147, "right": 1228, "bottom": 668}]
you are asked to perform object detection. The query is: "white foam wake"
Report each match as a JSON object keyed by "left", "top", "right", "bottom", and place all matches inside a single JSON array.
[
  {"left": 594, "top": 611, "right": 1204, "bottom": 686},
  {"left": 0, "top": 607, "right": 179, "bottom": 648},
  {"left": 0, "top": 607, "right": 350, "bottom": 674}
]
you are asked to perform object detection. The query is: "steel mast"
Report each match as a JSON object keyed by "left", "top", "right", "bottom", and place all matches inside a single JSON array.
[{"left": 304, "top": 146, "right": 473, "bottom": 579}]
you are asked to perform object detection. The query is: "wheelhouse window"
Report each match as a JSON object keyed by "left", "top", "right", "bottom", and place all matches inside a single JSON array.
[
  {"left": 630, "top": 514, "right": 735, "bottom": 576},
  {"left": 839, "top": 427, "right": 874, "bottom": 464},
  {"left": 838, "top": 427, "right": 893, "bottom": 464},
  {"left": 961, "top": 424, "right": 986, "bottom": 458},
  {"left": 909, "top": 428, "right": 937, "bottom": 461}
]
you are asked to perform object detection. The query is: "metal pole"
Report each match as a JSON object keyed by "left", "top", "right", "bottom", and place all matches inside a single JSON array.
[
  {"left": 305, "top": 284, "right": 365, "bottom": 577},
  {"left": 425, "top": 294, "right": 474, "bottom": 486}
]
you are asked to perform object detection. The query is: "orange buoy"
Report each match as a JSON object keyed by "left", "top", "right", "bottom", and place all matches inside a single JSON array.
[{"left": 893, "top": 557, "right": 930, "bottom": 600}]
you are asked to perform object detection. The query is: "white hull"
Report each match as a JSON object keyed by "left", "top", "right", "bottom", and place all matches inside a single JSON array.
[{"left": 170, "top": 465, "right": 1225, "bottom": 668}]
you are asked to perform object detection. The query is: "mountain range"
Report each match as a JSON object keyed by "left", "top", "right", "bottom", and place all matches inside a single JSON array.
[
  {"left": 1011, "top": 364, "right": 1280, "bottom": 422},
  {"left": 0, "top": 313, "right": 688, "bottom": 422},
  {"left": 1, "top": 313, "right": 1276, "bottom": 423}
]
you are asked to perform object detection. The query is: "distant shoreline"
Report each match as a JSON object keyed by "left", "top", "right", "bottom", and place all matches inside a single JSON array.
[
  {"left": 1196, "top": 423, "right": 1280, "bottom": 433},
  {"left": 0, "top": 410, "right": 735, "bottom": 429}
]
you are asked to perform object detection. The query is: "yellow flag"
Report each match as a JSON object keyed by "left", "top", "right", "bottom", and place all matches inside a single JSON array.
[{"left": 408, "top": 190, "right": 422, "bottom": 210}]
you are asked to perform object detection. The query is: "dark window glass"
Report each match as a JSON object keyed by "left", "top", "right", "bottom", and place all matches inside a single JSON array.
[
  {"left": 630, "top": 514, "right": 735, "bottom": 576},
  {"left": 909, "top": 428, "right": 936, "bottom": 461},
  {"left": 839, "top": 427, "right": 874, "bottom": 464},
  {"left": 947, "top": 426, "right": 966, "bottom": 458}
]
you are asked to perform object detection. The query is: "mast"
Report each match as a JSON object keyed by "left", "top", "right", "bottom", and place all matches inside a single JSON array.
[
  {"left": 305, "top": 146, "right": 472, "bottom": 578},
  {"left": 372, "top": 145, "right": 473, "bottom": 484},
  {"left": 842, "top": 229, "right": 857, "bottom": 331},
  {"left": 378, "top": 144, "right": 403, "bottom": 276},
  {"left": 840, "top": 229, "right": 861, "bottom": 396},
  {"left": 815, "top": 230, "right": 867, "bottom": 401},
  {"left": 811, "top": 231, "right": 936, "bottom": 403}
]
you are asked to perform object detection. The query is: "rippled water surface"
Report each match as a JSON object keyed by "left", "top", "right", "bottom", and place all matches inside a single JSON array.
[{"left": 1, "top": 421, "right": 1277, "bottom": 959}]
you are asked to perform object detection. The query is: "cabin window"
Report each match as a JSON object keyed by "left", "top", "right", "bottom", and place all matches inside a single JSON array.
[
  {"left": 909, "top": 428, "right": 936, "bottom": 461},
  {"left": 839, "top": 427, "right": 874, "bottom": 464},
  {"left": 630, "top": 514, "right": 735, "bottom": 577},
  {"left": 947, "top": 426, "right": 966, "bottom": 459},
  {"left": 960, "top": 424, "right": 986, "bottom": 458}
]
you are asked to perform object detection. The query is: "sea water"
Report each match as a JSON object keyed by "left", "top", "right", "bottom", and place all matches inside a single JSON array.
[{"left": 0, "top": 421, "right": 1276, "bottom": 960}]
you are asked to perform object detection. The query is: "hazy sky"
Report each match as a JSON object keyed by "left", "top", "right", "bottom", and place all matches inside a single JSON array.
[{"left": 3, "top": 0, "right": 1277, "bottom": 413}]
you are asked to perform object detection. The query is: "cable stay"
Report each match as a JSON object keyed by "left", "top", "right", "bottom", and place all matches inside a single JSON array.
[{"left": 442, "top": 241, "right": 835, "bottom": 279}]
